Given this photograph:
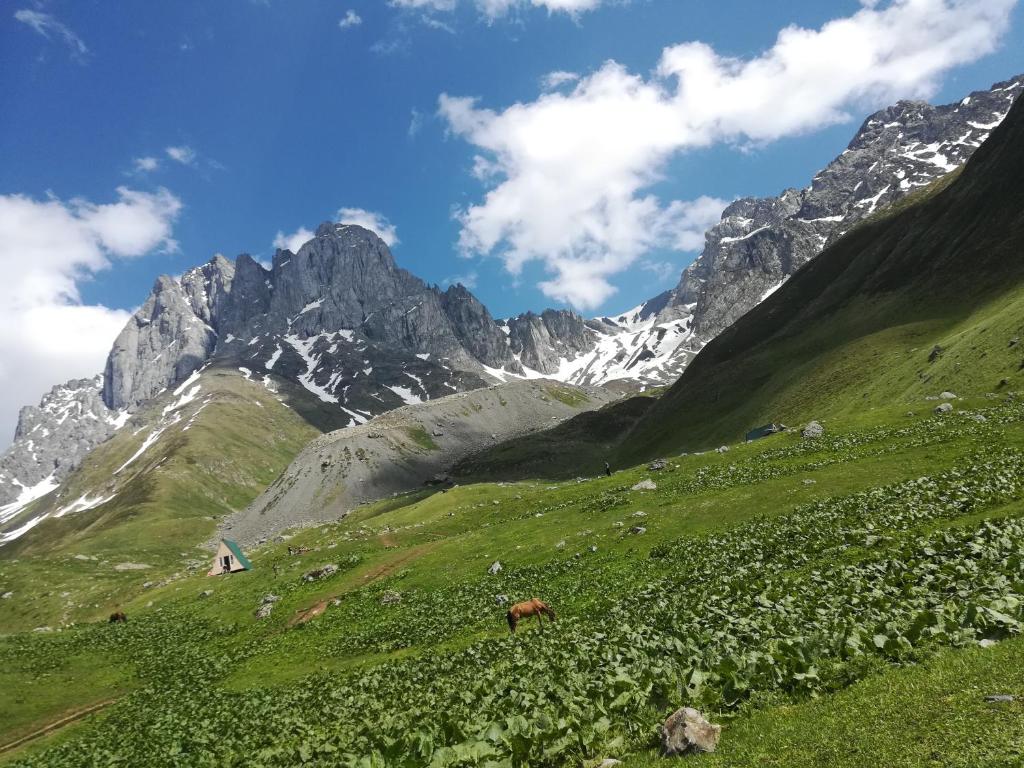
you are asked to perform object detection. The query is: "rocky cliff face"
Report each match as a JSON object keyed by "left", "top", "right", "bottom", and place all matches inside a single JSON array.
[
  {"left": 0, "top": 377, "right": 127, "bottom": 509},
  {"left": 101, "top": 223, "right": 579, "bottom": 431},
  {"left": 103, "top": 275, "right": 218, "bottom": 410},
  {"left": 662, "top": 75, "right": 1024, "bottom": 339}
]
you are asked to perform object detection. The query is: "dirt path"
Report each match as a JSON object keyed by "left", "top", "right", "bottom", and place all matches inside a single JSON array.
[
  {"left": 358, "top": 541, "right": 439, "bottom": 585},
  {"left": 284, "top": 542, "right": 441, "bottom": 628},
  {"left": 0, "top": 698, "right": 118, "bottom": 756}
]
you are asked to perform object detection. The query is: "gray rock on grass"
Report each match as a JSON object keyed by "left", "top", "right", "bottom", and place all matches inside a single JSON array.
[
  {"left": 801, "top": 421, "right": 825, "bottom": 439},
  {"left": 661, "top": 706, "right": 722, "bottom": 756}
]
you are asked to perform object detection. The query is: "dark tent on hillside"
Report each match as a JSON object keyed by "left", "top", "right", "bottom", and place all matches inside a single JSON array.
[
  {"left": 208, "top": 539, "right": 253, "bottom": 576},
  {"left": 745, "top": 423, "right": 787, "bottom": 442}
]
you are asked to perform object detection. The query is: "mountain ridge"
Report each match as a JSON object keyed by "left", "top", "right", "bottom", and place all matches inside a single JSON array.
[
  {"left": 616, "top": 81, "right": 1024, "bottom": 458},
  {"left": 1, "top": 73, "right": 1021, "bottom": 528}
]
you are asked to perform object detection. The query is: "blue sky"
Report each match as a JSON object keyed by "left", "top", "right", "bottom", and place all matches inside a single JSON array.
[{"left": 1, "top": 0, "right": 1022, "bottom": 440}]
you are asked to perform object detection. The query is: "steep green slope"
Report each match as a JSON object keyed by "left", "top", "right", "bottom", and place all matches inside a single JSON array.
[
  {"left": 615, "top": 95, "right": 1024, "bottom": 459},
  {"left": 452, "top": 393, "right": 658, "bottom": 481}
]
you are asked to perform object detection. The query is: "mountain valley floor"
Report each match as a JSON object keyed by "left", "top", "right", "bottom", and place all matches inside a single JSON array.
[{"left": 2, "top": 393, "right": 1024, "bottom": 766}]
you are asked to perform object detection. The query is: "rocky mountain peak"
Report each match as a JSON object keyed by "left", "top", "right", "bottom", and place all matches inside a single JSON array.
[
  {"left": 0, "top": 376, "right": 126, "bottom": 508},
  {"left": 660, "top": 74, "right": 1024, "bottom": 341}
]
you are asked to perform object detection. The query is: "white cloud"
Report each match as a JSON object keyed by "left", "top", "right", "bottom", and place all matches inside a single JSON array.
[
  {"left": 14, "top": 9, "right": 88, "bottom": 58},
  {"left": 339, "top": 10, "right": 363, "bottom": 29},
  {"left": 656, "top": 196, "right": 731, "bottom": 252},
  {"left": 272, "top": 227, "right": 315, "bottom": 254},
  {"left": 165, "top": 145, "right": 197, "bottom": 165},
  {"left": 272, "top": 209, "right": 398, "bottom": 254},
  {"left": 541, "top": 70, "right": 579, "bottom": 90},
  {"left": 421, "top": 15, "right": 457, "bottom": 33},
  {"left": 408, "top": 108, "right": 424, "bottom": 138},
  {"left": 0, "top": 187, "right": 182, "bottom": 444},
  {"left": 390, "top": 0, "right": 605, "bottom": 19},
  {"left": 132, "top": 156, "right": 160, "bottom": 174},
  {"left": 444, "top": 272, "right": 479, "bottom": 289},
  {"left": 640, "top": 260, "right": 678, "bottom": 283},
  {"left": 390, "top": 0, "right": 457, "bottom": 10},
  {"left": 337, "top": 207, "right": 399, "bottom": 246},
  {"left": 439, "top": 0, "right": 1014, "bottom": 308}
]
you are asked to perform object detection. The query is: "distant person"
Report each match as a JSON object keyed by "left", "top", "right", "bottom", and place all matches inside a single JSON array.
[{"left": 604, "top": 461, "right": 612, "bottom": 477}]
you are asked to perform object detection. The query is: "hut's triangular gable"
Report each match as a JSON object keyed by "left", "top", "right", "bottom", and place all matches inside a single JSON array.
[{"left": 223, "top": 539, "right": 253, "bottom": 570}]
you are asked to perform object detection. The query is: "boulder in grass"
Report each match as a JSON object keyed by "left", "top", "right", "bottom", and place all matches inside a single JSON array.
[
  {"left": 488, "top": 560, "right": 503, "bottom": 575},
  {"left": 647, "top": 459, "right": 667, "bottom": 471},
  {"left": 939, "top": 391, "right": 958, "bottom": 400},
  {"left": 661, "top": 707, "right": 722, "bottom": 756},
  {"left": 631, "top": 479, "right": 657, "bottom": 491},
  {"left": 302, "top": 564, "right": 339, "bottom": 583},
  {"left": 934, "top": 402, "right": 954, "bottom": 415},
  {"left": 801, "top": 421, "right": 824, "bottom": 439},
  {"left": 380, "top": 590, "right": 402, "bottom": 605}
]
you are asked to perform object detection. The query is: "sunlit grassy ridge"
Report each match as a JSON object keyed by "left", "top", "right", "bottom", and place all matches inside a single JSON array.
[{"left": 609, "top": 95, "right": 1024, "bottom": 461}]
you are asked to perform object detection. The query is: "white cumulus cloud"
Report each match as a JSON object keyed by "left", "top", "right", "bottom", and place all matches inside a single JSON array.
[
  {"left": 390, "top": 0, "right": 605, "bottom": 20},
  {"left": 337, "top": 207, "right": 399, "bottom": 246},
  {"left": 541, "top": 70, "right": 580, "bottom": 90},
  {"left": 14, "top": 9, "right": 88, "bottom": 58},
  {"left": 339, "top": 10, "right": 363, "bottom": 29},
  {"left": 439, "top": 0, "right": 1015, "bottom": 308},
  {"left": 132, "top": 156, "right": 160, "bottom": 174},
  {"left": 165, "top": 145, "right": 197, "bottom": 165},
  {"left": 272, "top": 227, "right": 315, "bottom": 254},
  {"left": 0, "top": 187, "right": 182, "bottom": 444}
]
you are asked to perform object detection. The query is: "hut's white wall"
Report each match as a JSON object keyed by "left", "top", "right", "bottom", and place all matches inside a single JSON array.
[{"left": 208, "top": 541, "right": 246, "bottom": 575}]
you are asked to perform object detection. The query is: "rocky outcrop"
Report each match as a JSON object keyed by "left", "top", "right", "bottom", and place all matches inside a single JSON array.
[
  {"left": 504, "top": 310, "right": 596, "bottom": 374},
  {"left": 103, "top": 276, "right": 217, "bottom": 410},
  {"left": 101, "top": 224, "right": 556, "bottom": 426},
  {"left": 0, "top": 376, "right": 125, "bottom": 507}
]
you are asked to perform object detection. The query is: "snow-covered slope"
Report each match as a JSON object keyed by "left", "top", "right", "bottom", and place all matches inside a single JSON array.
[
  {"left": 0, "top": 376, "right": 127, "bottom": 512},
  {"left": 484, "top": 294, "right": 701, "bottom": 389}
]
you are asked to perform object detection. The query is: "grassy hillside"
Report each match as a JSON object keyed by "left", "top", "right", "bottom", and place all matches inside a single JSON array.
[
  {"left": 3, "top": 395, "right": 1024, "bottom": 765},
  {"left": 611, "top": 95, "right": 1024, "bottom": 460},
  {"left": 0, "top": 366, "right": 318, "bottom": 631}
]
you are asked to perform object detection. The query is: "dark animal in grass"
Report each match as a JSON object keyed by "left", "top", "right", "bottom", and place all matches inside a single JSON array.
[
  {"left": 506, "top": 598, "right": 556, "bottom": 633},
  {"left": 108, "top": 611, "right": 127, "bottom": 624}
]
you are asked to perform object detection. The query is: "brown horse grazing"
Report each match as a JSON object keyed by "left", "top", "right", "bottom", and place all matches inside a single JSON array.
[
  {"left": 506, "top": 598, "right": 556, "bottom": 634},
  {"left": 108, "top": 611, "right": 127, "bottom": 624}
]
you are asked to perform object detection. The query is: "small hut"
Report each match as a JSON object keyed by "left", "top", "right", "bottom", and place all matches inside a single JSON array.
[{"left": 208, "top": 539, "right": 253, "bottom": 576}]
